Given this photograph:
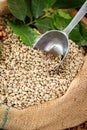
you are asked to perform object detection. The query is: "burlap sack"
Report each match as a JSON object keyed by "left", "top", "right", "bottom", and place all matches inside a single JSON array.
[
  {"left": 0, "top": 0, "right": 10, "bottom": 16},
  {"left": 0, "top": 54, "right": 87, "bottom": 130}
]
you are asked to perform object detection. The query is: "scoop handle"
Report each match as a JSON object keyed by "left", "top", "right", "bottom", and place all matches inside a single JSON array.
[{"left": 63, "top": 0, "right": 87, "bottom": 35}]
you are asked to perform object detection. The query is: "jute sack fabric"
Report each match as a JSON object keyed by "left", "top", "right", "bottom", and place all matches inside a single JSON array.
[
  {"left": 0, "top": 0, "right": 10, "bottom": 16},
  {"left": 0, "top": 54, "right": 87, "bottom": 130}
]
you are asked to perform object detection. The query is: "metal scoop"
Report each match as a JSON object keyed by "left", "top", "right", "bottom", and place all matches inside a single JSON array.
[{"left": 33, "top": 0, "right": 87, "bottom": 72}]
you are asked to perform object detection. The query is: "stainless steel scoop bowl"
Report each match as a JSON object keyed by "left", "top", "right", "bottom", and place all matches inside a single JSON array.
[{"left": 33, "top": 0, "right": 87, "bottom": 72}]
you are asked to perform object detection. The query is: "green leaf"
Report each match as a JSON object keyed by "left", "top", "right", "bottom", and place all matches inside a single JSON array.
[
  {"left": 51, "top": 11, "right": 71, "bottom": 30},
  {"left": 80, "top": 24, "right": 87, "bottom": 41},
  {"left": 69, "top": 24, "right": 87, "bottom": 46},
  {"left": 8, "top": 21, "right": 39, "bottom": 46},
  {"left": 69, "top": 24, "right": 82, "bottom": 42},
  {"left": 31, "top": 0, "right": 46, "bottom": 18},
  {"left": 58, "top": 10, "right": 72, "bottom": 19},
  {"left": 77, "top": 39, "right": 87, "bottom": 46},
  {"left": 35, "top": 17, "right": 53, "bottom": 33},
  {"left": 46, "top": 0, "right": 57, "bottom": 9},
  {"left": 24, "top": 0, "right": 32, "bottom": 20},
  {"left": 7, "top": 0, "right": 27, "bottom": 21},
  {"left": 54, "top": 0, "right": 85, "bottom": 9}
]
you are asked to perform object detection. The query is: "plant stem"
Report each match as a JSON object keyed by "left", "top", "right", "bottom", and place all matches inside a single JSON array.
[{"left": 26, "top": 10, "right": 51, "bottom": 26}]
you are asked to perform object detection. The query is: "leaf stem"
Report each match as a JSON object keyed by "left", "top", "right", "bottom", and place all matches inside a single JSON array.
[{"left": 26, "top": 10, "right": 51, "bottom": 26}]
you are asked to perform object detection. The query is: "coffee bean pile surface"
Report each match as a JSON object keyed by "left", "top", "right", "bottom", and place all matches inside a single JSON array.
[{"left": 0, "top": 15, "right": 85, "bottom": 109}]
